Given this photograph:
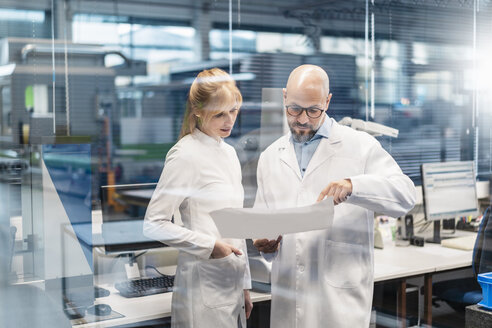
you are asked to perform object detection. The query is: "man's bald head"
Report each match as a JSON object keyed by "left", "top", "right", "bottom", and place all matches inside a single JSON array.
[
  {"left": 285, "top": 65, "right": 330, "bottom": 99},
  {"left": 283, "top": 65, "right": 332, "bottom": 143}
]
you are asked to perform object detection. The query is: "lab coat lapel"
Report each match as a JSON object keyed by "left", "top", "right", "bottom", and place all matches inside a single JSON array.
[
  {"left": 278, "top": 136, "right": 302, "bottom": 181},
  {"left": 303, "top": 121, "right": 343, "bottom": 178}
]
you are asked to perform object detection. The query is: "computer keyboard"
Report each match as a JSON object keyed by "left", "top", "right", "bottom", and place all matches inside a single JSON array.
[{"left": 115, "top": 275, "right": 175, "bottom": 298}]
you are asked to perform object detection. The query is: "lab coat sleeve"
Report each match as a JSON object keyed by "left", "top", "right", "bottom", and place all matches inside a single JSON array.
[
  {"left": 143, "top": 149, "right": 216, "bottom": 260},
  {"left": 346, "top": 138, "right": 417, "bottom": 217},
  {"left": 254, "top": 154, "right": 279, "bottom": 262},
  {"left": 253, "top": 154, "right": 269, "bottom": 210},
  {"left": 241, "top": 240, "right": 252, "bottom": 289}
]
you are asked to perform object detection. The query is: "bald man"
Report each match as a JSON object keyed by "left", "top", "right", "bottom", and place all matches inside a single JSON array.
[{"left": 253, "top": 65, "right": 416, "bottom": 327}]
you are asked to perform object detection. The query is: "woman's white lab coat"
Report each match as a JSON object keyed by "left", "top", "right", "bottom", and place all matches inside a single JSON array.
[
  {"left": 144, "top": 129, "right": 251, "bottom": 328},
  {"left": 255, "top": 119, "right": 416, "bottom": 328}
]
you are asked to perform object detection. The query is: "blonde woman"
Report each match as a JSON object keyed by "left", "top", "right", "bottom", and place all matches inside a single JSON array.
[{"left": 144, "top": 68, "right": 252, "bottom": 328}]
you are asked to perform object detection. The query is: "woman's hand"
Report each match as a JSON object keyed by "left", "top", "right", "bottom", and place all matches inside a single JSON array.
[
  {"left": 210, "top": 240, "right": 242, "bottom": 259},
  {"left": 244, "top": 289, "right": 253, "bottom": 319}
]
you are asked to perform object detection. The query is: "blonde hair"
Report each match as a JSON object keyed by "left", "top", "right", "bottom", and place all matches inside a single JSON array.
[{"left": 179, "top": 68, "right": 242, "bottom": 139}]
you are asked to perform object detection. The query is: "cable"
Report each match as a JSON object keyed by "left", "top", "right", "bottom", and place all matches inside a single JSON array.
[
  {"left": 145, "top": 265, "right": 169, "bottom": 277},
  {"left": 418, "top": 221, "right": 432, "bottom": 234},
  {"left": 124, "top": 251, "right": 148, "bottom": 265},
  {"left": 413, "top": 218, "right": 427, "bottom": 228},
  {"left": 132, "top": 251, "right": 147, "bottom": 260}
]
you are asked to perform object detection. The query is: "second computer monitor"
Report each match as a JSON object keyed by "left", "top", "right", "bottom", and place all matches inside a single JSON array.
[
  {"left": 421, "top": 161, "right": 479, "bottom": 243},
  {"left": 421, "top": 161, "right": 478, "bottom": 221}
]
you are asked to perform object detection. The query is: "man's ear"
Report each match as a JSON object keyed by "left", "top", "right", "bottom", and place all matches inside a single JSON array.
[
  {"left": 326, "top": 93, "right": 333, "bottom": 107},
  {"left": 282, "top": 88, "right": 287, "bottom": 100}
]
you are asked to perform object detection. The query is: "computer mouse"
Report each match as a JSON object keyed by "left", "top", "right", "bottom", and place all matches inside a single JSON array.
[{"left": 87, "top": 303, "right": 112, "bottom": 316}]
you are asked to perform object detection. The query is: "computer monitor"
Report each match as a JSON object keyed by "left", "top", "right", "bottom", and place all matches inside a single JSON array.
[
  {"left": 100, "top": 183, "right": 167, "bottom": 253},
  {"left": 421, "top": 161, "right": 479, "bottom": 243}
]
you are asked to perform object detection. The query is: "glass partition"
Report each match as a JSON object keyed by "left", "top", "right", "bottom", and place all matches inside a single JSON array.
[{"left": 1, "top": 1, "right": 491, "bottom": 327}]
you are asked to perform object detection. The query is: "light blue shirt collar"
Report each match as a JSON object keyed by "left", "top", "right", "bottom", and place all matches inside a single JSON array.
[{"left": 312, "top": 114, "right": 332, "bottom": 141}]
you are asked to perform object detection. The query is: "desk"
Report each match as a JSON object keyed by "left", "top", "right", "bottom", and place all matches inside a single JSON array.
[
  {"left": 374, "top": 231, "right": 475, "bottom": 327},
  {"left": 73, "top": 287, "right": 270, "bottom": 327},
  {"left": 79, "top": 211, "right": 475, "bottom": 327},
  {"left": 73, "top": 239, "right": 473, "bottom": 328}
]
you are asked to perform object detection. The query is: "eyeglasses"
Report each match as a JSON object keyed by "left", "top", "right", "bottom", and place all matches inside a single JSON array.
[{"left": 285, "top": 105, "right": 325, "bottom": 119}]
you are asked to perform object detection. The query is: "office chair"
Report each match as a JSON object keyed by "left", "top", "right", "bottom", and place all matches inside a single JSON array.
[{"left": 432, "top": 207, "right": 492, "bottom": 312}]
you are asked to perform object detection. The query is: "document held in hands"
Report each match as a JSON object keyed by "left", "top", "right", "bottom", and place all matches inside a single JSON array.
[{"left": 210, "top": 197, "right": 334, "bottom": 239}]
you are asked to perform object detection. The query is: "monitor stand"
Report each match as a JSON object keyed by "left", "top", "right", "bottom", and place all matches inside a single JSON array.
[
  {"left": 426, "top": 219, "right": 456, "bottom": 244},
  {"left": 124, "top": 252, "right": 141, "bottom": 280}
]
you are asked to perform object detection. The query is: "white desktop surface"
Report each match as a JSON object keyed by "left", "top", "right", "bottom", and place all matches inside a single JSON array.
[
  {"left": 374, "top": 232, "right": 475, "bottom": 282},
  {"left": 74, "top": 286, "right": 270, "bottom": 328}
]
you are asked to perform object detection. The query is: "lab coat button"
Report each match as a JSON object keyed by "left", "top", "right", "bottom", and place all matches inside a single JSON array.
[{"left": 299, "top": 265, "right": 305, "bottom": 272}]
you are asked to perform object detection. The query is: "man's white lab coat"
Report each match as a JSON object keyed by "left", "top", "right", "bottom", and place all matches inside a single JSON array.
[{"left": 255, "top": 119, "right": 416, "bottom": 328}]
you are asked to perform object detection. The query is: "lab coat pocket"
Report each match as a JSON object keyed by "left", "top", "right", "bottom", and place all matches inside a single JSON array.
[
  {"left": 198, "top": 253, "right": 244, "bottom": 308},
  {"left": 324, "top": 240, "right": 368, "bottom": 289}
]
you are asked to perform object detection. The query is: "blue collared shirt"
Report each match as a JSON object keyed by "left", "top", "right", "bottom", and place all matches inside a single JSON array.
[{"left": 292, "top": 114, "right": 333, "bottom": 177}]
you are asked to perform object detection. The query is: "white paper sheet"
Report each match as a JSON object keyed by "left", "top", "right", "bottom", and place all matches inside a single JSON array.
[{"left": 210, "top": 198, "right": 335, "bottom": 239}]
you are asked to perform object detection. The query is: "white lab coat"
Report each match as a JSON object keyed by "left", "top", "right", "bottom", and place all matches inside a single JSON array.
[
  {"left": 255, "top": 119, "right": 416, "bottom": 328},
  {"left": 144, "top": 129, "right": 251, "bottom": 328}
]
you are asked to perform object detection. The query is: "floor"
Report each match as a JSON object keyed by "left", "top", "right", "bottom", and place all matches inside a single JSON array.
[
  {"left": 374, "top": 299, "right": 465, "bottom": 328},
  {"left": 431, "top": 300, "right": 465, "bottom": 328}
]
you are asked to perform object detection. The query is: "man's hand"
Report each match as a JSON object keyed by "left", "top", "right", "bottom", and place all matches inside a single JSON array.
[
  {"left": 253, "top": 236, "right": 282, "bottom": 253},
  {"left": 211, "top": 240, "right": 242, "bottom": 259},
  {"left": 244, "top": 290, "right": 253, "bottom": 319},
  {"left": 317, "top": 179, "right": 353, "bottom": 205}
]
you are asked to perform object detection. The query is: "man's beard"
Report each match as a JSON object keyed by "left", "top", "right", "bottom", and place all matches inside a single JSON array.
[{"left": 290, "top": 122, "right": 316, "bottom": 143}]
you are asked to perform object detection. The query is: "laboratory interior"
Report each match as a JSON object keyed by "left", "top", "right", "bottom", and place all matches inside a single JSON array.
[{"left": 1, "top": 0, "right": 492, "bottom": 327}]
